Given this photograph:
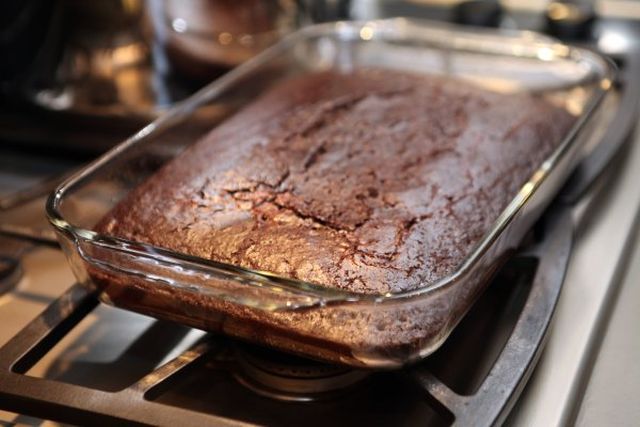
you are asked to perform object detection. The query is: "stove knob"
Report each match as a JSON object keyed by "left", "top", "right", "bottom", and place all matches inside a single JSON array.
[
  {"left": 545, "top": 1, "right": 596, "bottom": 40},
  {"left": 453, "top": 0, "right": 503, "bottom": 28}
]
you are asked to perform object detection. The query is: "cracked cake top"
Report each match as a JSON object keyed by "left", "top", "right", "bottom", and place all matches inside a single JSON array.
[{"left": 96, "top": 69, "right": 574, "bottom": 294}]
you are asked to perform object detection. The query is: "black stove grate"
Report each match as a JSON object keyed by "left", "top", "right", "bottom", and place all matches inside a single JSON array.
[{"left": 0, "top": 209, "right": 572, "bottom": 427}]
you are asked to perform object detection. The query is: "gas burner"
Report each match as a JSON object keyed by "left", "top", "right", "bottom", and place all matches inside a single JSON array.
[{"left": 232, "top": 343, "right": 369, "bottom": 402}]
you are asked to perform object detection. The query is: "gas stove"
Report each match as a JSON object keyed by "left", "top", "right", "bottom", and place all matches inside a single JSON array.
[
  {"left": 0, "top": 208, "right": 574, "bottom": 426},
  {"left": 1, "top": 1, "right": 640, "bottom": 426}
]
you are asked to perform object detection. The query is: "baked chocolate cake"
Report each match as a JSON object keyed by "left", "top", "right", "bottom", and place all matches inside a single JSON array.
[
  {"left": 98, "top": 69, "right": 573, "bottom": 294},
  {"left": 92, "top": 69, "right": 575, "bottom": 366}
]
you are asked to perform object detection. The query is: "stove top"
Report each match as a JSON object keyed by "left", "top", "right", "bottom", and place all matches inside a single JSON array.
[
  {"left": 2, "top": 2, "right": 640, "bottom": 426},
  {"left": 0, "top": 86, "right": 638, "bottom": 426},
  {"left": 0, "top": 210, "right": 571, "bottom": 426}
]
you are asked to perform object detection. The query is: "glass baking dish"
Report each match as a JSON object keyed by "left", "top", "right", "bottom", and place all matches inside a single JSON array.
[{"left": 47, "top": 19, "right": 614, "bottom": 368}]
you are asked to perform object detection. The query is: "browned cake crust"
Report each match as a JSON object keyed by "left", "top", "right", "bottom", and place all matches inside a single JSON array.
[
  {"left": 91, "top": 69, "right": 577, "bottom": 366},
  {"left": 97, "top": 69, "right": 574, "bottom": 295}
]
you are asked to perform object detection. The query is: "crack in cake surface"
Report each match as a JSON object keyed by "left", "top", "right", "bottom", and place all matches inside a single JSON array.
[{"left": 96, "top": 69, "right": 576, "bottom": 295}]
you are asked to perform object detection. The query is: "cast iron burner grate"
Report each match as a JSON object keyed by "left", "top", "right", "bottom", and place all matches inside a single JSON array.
[{"left": 0, "top": 208, "right": 572, "bottom": 427}]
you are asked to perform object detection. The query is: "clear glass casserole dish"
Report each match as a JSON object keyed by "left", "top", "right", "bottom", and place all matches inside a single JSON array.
[{"left": 47, "top": 19, "right": 614, "bottom": 368}]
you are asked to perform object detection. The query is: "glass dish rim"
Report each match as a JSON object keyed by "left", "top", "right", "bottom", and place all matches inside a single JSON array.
[{"left": 46, "top": 18, "right": 616, "bottom": 305}]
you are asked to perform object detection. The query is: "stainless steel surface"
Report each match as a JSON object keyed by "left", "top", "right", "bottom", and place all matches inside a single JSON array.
[
  {"left": 29, "top": 1, "right": 156, "bottom": 116},
  {"left": 576, "top": 222, "right": 640, "bottom": 426},
  {"left": 158, "top": 0, "right": 298, "bottom": 72},
  {"left": 0, "top": 1, "right": 303, "bottom": 154},
  {"left": 232, "top": 344, "right": 371, "bottom": 402},
  {"left": 507, "top": 101, "right": 640, "bottom": 426},
  {"left": 0, "top": 0, "right": 180, "bottom": 131}
]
